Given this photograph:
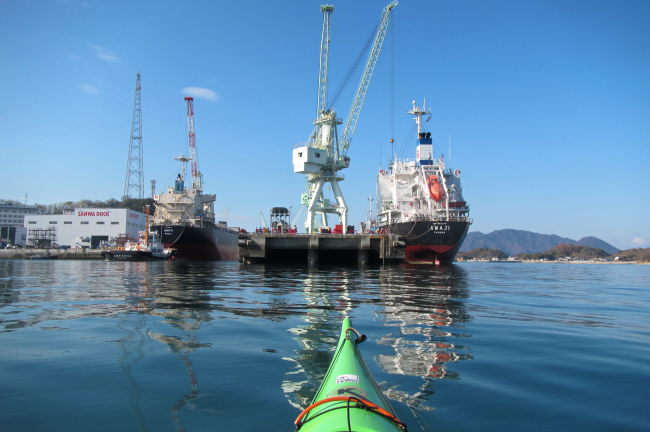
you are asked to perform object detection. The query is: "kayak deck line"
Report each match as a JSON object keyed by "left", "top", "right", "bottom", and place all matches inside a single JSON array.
[
  {"left": 294, "top": 395, "right": 408, "bottom": 431},
  {"left": 294, "top": 318, "right": 408, "bottom": 431}
]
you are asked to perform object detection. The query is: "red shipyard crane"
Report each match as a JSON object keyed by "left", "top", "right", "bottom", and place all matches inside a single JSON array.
[
  {"left": 184, "top": 96, "right": 203, "bottom": 190},
  {"left": 292, "top": 2, "right": 397, "bottom": 233},
  {"left": 174, "top": 96, "right": 203, "bottom": 191}
]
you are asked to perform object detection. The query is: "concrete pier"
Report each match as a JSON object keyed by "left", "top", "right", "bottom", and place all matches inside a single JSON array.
[
  {"left": 239, "top": 233, "right": 405, "bottom": 265},
  {"left": 0, "top": 249, "right": 104, "bottom": 260}
]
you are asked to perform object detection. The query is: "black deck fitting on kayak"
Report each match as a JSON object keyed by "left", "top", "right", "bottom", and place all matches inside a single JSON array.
[{"left": 346, "top": 327, "right": 367, "bottom": 344}]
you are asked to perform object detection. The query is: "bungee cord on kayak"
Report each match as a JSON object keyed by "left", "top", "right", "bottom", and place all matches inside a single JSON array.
[{"left": 295, "top": 396, "right": 408, "bottom": 431}]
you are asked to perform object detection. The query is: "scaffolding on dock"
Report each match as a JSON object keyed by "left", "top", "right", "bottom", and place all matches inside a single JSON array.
[{"left": 28, "top": 228, "right": 57, "bottom": 248}]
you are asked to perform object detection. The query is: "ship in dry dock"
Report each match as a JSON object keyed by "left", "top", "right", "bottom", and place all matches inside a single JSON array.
[
  {"left": 150, "top": 97, "right": 238, "bottom": 261},
  {"left": 377, "top": 100, "right": 471, "bottom": 264}
]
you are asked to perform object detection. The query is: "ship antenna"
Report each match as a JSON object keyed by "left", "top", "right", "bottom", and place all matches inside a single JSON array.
[
  {"left": 407, "top": 99, "right": 431, "bottom": 136},
  {"left": 174, "top": 155, "right": 191, "bottom": 184}
]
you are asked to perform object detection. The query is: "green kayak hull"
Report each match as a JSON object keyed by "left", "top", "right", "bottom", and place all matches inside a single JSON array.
[{"left": 295, "top": 318, "right": 406, "bottom": 432}]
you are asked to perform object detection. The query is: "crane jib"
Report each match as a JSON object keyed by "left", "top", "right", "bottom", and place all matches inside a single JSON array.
[{"left": 340, "top": 1, "right": 398, "bottom": 155}]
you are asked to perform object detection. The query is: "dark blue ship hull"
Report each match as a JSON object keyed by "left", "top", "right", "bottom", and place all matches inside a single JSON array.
[{"left": 151, "top": 223, "right": 238, "bottom": 261}]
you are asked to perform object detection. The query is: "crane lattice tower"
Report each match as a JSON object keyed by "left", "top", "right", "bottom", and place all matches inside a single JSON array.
[{"left": 123, "top": 73, "right": 144, "bottom": 199}]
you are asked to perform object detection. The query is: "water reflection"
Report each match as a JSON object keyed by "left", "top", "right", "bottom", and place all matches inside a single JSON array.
[
  {"left": 280, "top": 264, "right": 473, "bottom": 412},
  {"left": 145, "top": 262, "right": 218, "bottom": 432},
  {"left": 0, "top": 260, "right": 475, "bottom": 424},
  {"left": 376, "top": 264, "right": 472, "bottom": 409},
  {"left": 117, "top": 312, "right": 148, "bottom": 432},
  {"left": 0, "top": 261, "right": 21, "bottom": 310},
  {"left": 278, "top": 266, "right": 355, "bottom": 409},
  {"left": 0, "top": 260, "right": 129, "bottom": 330}
]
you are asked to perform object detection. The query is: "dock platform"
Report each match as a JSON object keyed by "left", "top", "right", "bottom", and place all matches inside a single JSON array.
[{"left": 238, "top": 233, "right": 405, "bottom": 265}]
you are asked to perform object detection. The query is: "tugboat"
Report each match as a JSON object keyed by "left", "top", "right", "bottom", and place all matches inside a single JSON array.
[
  {"left": 103, "top": 230, "right": 175, "bottom": 261},
  {"left": 150, "top": 97, "right": 239, "bottom": 261},
  {"left": 376, "top": 100, "right": 471, "bottom": 264}
]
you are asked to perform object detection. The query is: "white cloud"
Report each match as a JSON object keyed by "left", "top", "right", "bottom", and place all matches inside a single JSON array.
[
  {"left": 89, "top": 44, "right": 121, "bottom": 63},
  {"left": 631, "top": 237, "right": 648, "bottom": 246},
  {"left": 79, "top": 83, "right": 99, "bottom": 94},
  {"left": 181, "top": 87, "right": 219, "bottom": 101}
]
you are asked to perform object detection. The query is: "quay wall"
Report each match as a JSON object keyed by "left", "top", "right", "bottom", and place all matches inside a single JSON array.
[
  {"left": 239, "top": 233, "right": 405, "bottom": 265},
  {"left": 0, "top": 249, "right": 104, "bottom": 260}
]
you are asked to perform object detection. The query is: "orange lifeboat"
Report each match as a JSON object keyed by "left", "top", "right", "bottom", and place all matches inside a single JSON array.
[{"left": 427, "top": 175, "right": 444, "bottom": 202}]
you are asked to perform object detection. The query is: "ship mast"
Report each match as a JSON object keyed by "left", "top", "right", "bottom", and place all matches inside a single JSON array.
[
  {"left": 408, "top": 99, "right": 431, "bottom": 137},
  {"left": 174, "top": 155, "right": 191, "bottom": 188}
]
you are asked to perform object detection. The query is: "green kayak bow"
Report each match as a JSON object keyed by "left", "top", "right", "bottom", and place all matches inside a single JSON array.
[{"left": 294, "top": 318, "right": 407, "bottom": 432}]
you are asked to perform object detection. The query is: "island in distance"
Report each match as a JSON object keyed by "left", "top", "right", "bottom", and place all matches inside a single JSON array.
[
  {"left": 460, "top": 229, "right": 620, "bottom": 256},
  {"left": 458, "top": 229, "right": 649, "bottom": 262}
]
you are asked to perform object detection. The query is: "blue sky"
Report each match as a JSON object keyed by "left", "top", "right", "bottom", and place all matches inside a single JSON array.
[{"left": 1, "top": 0, "right": 648, "bottom": 250}]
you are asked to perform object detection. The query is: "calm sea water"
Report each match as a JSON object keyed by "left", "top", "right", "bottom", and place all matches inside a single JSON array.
[{"left": 1, "top": 260, "right": 648, "bottom": 431}]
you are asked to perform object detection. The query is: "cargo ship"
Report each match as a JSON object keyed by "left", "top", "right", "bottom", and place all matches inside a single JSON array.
[
  {"left": 376, "top": 100, "right": 471, "bottom": 264},
  {"left": 150, "top": 97, "right": 238, "bottom": 261},
  {"left": 151, "top": 159, "right": 238, "bottom": 261}
]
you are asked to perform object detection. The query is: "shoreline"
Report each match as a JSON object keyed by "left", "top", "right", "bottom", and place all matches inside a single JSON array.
[
  {"left": 0, "top": 249, "right": 103, "bottom": 260},
  {"left": 2, "top": 249, "right": 648, "bottom": 264},
  {"left": 459, "top": 259, "right": 648, "bottom": 265}
]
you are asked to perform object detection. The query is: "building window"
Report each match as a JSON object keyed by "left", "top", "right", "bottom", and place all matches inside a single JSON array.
[
  {"left": 81, "top": 221, "right": 89, "bottom": 225},
  {"left": 64, "top": 221, "right": 72, "bottom": 224},
  {"left": 28, "top": 221, "right": 36, "bottom": 224},
  {"left": 49, "top": 221, "right": 58, "bottom": 224},
  {"left": 111, "top": 221, "right": 119, "bottom": 225},
  {"left": 96, "top": 221, "right": 105, "bottom": 225}
]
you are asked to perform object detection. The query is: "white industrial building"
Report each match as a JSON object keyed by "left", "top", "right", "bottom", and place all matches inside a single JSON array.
[
  {"left": 1, "top": 204, "right": 40, "bottom": 247},
  {"left": 24, "top": 208, "right": 146, "bottom": 248}
]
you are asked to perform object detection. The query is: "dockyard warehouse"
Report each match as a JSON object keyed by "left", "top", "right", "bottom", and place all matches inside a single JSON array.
[{"left": 23, "top": 208, "right": 146, "bottom": 249}]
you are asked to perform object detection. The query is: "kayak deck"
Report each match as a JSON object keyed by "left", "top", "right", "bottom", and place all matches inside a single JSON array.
[{"left": 295, "top": 318, "right": 407, "bottom": 432}]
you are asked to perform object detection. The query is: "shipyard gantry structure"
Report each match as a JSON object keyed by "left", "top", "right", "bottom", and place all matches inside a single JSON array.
[{"left": 292, "top": 2, "right": 397, "bottom": 233}]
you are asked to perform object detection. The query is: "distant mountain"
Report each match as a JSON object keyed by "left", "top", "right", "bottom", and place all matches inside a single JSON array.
[
  {"left": 576, "top": 236, "right": 620, "bottom": 254},
  {"left": 460, "top": 229, "right": 619, "bottom": 256}
]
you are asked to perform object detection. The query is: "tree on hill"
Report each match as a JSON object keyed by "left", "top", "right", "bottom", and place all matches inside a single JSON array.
[
  {"left": 0, "top": 199, "right": 24, "bottom": 206},
  {"left": 458, "top": 248, "right": 508, "bottom": 260},
  {"left": 553, "top": 244, "right": 609, "bottom": 259},
  {"left": 516, "top": 243, "right": 609, "bottom": 260},
  {"left": 613, "top": 248, "right": 650, "bottom": 262}
]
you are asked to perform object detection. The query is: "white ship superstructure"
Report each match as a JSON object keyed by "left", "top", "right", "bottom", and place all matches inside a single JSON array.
[
  {"left": 378, "top": 100, "right": 469, "bottom": 226},
  {"left": 152, "top": 158, "right": 216, "bottom": 229},
  {"left": 376, "top": 100, "right": 471, "bottom": 264}
]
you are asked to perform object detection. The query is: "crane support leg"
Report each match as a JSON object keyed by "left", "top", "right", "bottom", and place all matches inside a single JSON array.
[
  {"left": 331, "top": 179, "right": 348, "bottom": 230},
  {"left": 306, "top": 180, "right": 325, "bottom": 233}
]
